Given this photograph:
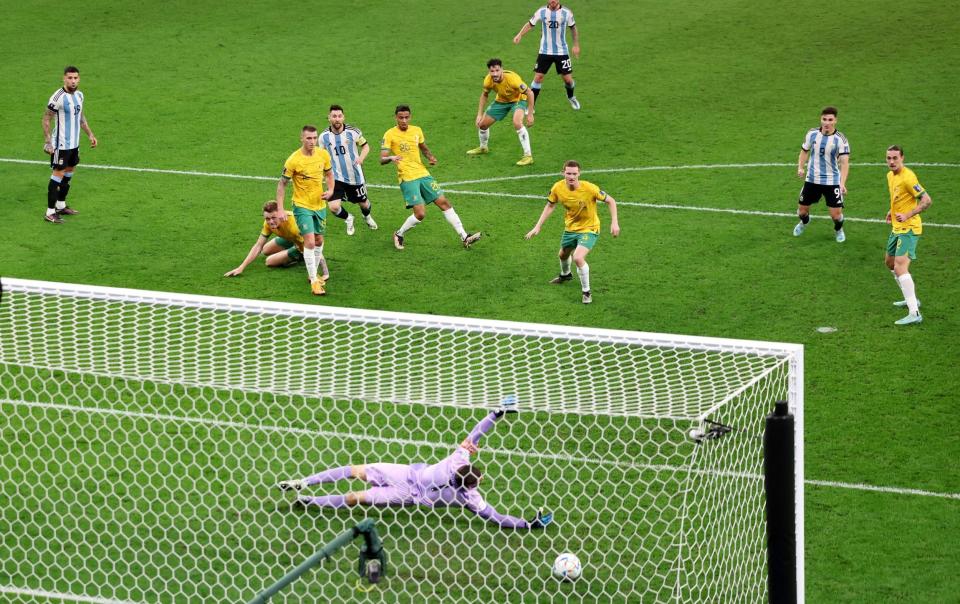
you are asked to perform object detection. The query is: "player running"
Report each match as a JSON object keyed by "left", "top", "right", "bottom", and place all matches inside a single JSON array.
[{"left": 278, "top": 399, "right": 553, "bottom": 530}]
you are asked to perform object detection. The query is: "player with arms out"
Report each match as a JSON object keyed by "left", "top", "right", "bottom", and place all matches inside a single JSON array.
[
  {"left": 275, "top": 125, "right": 335, "bottom": 295},
  {"left": 525, "top": 160, "right": 620, "bottom": 305},
  {"left": 793, "top": 106, "right": 850, "bottom": 242},
  {"left": 884, "top": 145, "right": 932, "bottom": 326},
  {"left": 223, "top": 201, "right": 329, "bottom": 280},
  {"left": 42, "top": 66, "right": 98, "bottom": 223},
  {"left": 319, "top": 105, "right": 378, "bottom": 235},
  {"left": 380, "top": 105, "right": 482, "bottom": 250},
  {"left": 512, "top": 0, "right": 581, "bottom": 110},
  {"left": 466, "top": 58, "right": 536, "bottom": 166},
  {"left": 279, "top": 400, "right": 553, "bottom": 530}
]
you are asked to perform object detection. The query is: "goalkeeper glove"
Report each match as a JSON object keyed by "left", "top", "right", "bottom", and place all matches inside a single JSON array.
[
  {"left": 529, "top": 508, "right": 553, "bottom": 529},
  {"left": 278, "top": 479, "right": 306, "bottom": 492}
]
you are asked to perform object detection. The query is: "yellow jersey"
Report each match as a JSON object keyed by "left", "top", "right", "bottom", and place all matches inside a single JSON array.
[
  {"left": 381, "top": 125, "right": 430, "bottom": 183},
  {"left": 483, "top": 70, "right": 529, "bottom": 103},
  {"left": 260, "top": 211, "right": 304, "bottom": 250},
  {"left": 548, "top": 180, "right": 607, "bottom": 234},
  {"left": 282, "top": 147, "right": 332, "bottom": 211},
  {"left": 887, "top": 167, "right": 925, "bottom": 235}
]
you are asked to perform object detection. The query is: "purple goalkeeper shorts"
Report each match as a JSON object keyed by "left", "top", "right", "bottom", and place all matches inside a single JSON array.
[{"left": 360, "top": 463, "right": 415, "bottom": 505}]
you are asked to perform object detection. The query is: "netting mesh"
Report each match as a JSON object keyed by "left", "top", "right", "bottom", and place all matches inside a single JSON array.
[{"left": 0, "top": 279, "right": 801, "bottom": 603}]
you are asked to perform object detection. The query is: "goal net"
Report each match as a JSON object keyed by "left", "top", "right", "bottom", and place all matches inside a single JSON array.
[{"left": 0, "top": 278, "right": 803, "bottom": 604}]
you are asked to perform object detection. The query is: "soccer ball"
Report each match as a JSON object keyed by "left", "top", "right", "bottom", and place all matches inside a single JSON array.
[{"left": 551, "top": 553, "right": 582, "bottom": 582}]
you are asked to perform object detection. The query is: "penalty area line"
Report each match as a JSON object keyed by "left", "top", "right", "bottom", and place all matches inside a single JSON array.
[
  {"left": 3, "top": 157, "right": 958, "bottom": 228},
  {"left": 0, "top": 586, "right": 143, "bottom": 604}
]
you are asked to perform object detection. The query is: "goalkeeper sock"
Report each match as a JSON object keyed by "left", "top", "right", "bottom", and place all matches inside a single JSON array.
[
  {"left": 397, "top": 214, "right": 421, "bottom": 236},
  {"left": 517, "top": 126, "right": 531, "bottom": 156},
  {"left": 442, "top": 207, "right": 468, "bottom": 239},
  {"left": 302, "top": 494, "right": 349, "bottom": 508},
  {"left": 304, "top": 466, "right": 352, "bottom": 485},
  {"left": 576, "top": 263, "right": 590, "bottom": 292},
  {"left": 559, "top": 257, "right": 571, "bottom": 276}
]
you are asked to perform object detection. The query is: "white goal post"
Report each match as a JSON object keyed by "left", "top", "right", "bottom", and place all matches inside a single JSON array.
[{"left": 0, "top": 277, "right": 803, "bottom": 603}]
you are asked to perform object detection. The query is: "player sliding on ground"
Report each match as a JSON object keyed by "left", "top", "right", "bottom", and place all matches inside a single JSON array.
[{"left": 278, "top": 401, "right": 553, "bottom": 529}]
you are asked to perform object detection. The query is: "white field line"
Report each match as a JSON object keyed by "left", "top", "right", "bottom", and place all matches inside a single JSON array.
[
  {"left": 3, "top": 157, "right": 959, "bottom": 229},
  {"left": 0, "top": 586, "right": 141, "bottom": 604},
  {"left": 5, "top": 398, "right": 959, "bottom": 501}
]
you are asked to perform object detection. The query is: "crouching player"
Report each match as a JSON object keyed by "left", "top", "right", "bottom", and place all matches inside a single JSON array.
[
  {"left": 224, "top": 201, "right": 329, "bottom": 280},
  {"left": 278, "top": 401, "right": 553, "bottom": 529}
]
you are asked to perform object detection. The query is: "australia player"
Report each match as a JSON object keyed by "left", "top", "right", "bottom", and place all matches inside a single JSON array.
[
  {"left": 466, "top": 58, "right": 536, "bottom": 166},
  {"left": 223, "top": 201, "right": 329, "bottom": 281},
  {"left": 525, "top": 160, "right": 620, "bottom": 304},
  {"left": 380, "top": 105, "right": 482, "bottom": 250},
  {"left": 276, "top": 125, "right": 335, "bottom": 295},
  {"left": 278, "top": 400, "right": 553, "bottom": 530}
]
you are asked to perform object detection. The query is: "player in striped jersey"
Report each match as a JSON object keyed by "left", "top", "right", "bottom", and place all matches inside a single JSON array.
[
  {"left": 884, "top": 146, "right": 932, "bottom": 326},
  {"left": 466, "top": 58, "right": 536, "bottom": 166},
  {"left": 792, "top": 107, "right": 850, "bottom": 242},
  {"left": 41, "top": 66, "right": 98, "bottom": 224},
  {"left": 513, "top": 1, "right": 581, "bottom": 110},
  {"left": 319, "top": 105, "right": 378, "bottom": 235}
]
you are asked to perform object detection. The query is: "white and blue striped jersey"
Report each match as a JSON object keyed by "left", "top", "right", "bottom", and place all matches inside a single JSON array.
[
  {"left": 801, "top": 128, "right": 850, "bottom": 186},
  {"left": 46, "top": 88, "right": 85, "bottom": 150},
  {"left": 530, "top": 5, "right": 576, "bottom": 56},
  {"left": 319, "top": 125, "right": 367, "bottom": 185}
]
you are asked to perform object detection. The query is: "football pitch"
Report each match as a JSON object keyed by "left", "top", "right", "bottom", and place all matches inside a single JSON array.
[{"left": 1, "top": 0, "right": 959, "bottom": 602}]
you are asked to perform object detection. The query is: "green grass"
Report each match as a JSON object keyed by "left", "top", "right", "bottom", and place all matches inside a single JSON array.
[{"left": 1, "top": 0, "right": 959, "bottom": 602}]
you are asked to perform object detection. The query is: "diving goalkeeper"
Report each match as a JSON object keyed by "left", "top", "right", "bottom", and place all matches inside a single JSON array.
[{"left": 278, "top": 401, "right": 552, "bottom": 529}]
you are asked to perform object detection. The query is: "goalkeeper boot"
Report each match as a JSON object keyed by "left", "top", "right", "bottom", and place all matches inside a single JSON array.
[
  {"left": 462, "top": 232, "right": 482, "bottom": 248},
  {"left": 466, "top": 146, "right": 489, "bottom": 156},
  {"left": 894, "top": 312, "right": 922, "bottom": 326},
  {"left": 549, "top": 273, "right": 573, "bottom": 284},
  {"left": 278, "top": 479, "right": 307, "bottom": 492},
  {"left": 516, "top": 155, "right": 534, "bottom": 166}
]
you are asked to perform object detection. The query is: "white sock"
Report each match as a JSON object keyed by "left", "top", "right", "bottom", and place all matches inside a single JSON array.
[
  {"left": 897, "top": 273, "right": 919, "bottom": 315},
  {"left": 559, "top": 258, "right": 571, "bottom": 275},
  {"left": 314, "top": 247, "right": 328, "bottom": 279},
  {"left": 397, "top": 214, "right": 421, "bottom": 236},
  {"left": 516, "top": 126, "right": 531, "bottom": 156},
  {"left": 304, "top": 247, "right": 318, "bottom": 281},
  {"left": 46, "top": 208, "right": 56, "bottom": 216},
  {"left": 55, "top": 201, "right": 66, "bottom": 210},
  {"left": 479, "top": 129, "right": 490, "bottom": 148},
  {"left": 576, "top": 263, "right": 590, "bottom": 292},
  {"left": 442, "top": 207, "right": 468, "bottom": 239}
]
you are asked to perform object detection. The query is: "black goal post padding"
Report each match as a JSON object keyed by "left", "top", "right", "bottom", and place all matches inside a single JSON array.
[{"left": 764, "top": 400, "right": 797, "bottom": 604}]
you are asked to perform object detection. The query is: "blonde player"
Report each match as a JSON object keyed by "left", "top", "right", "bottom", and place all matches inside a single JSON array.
[
  {"left": 525, "top": 160, "right": 620, "bottom": 304},
  {"left": 223, "top": 201, "right": 329, "bottom": 280},
  {"left": 466, "top": 58, "right": 535, "bottom": 166},
  {"left": 275, "top": 125, "right": 335, "bottom": 295},
  {"left": 380, "top": 105, "right": 482, "bottom": 250},
  {"left": 884, "top": 145, "right": 932, "bottom": 326}
]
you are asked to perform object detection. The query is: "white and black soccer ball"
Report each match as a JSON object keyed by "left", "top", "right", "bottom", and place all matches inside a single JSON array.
[{"left": 552, "top": 552, "right": 582, "bottom": 582}]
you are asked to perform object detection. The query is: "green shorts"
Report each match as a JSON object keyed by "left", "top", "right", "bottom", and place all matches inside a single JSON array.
[
  {"left": 293, "top": 206, "right": 327, "bottom": 236},
  {"left": 273, "top": 237, "right": 303, "bottom": 262},
  {"left": 560, "top": 231, "right": 599, "bottom": 250},
  {"left": 400, "top": 176, "right": 442, "bottom": 207},
  {"left": 886, "top": 231, "right": 919, "bottom": 259},
  {"left": 485, "top": 100, "right": 528, "bottom": 122}
]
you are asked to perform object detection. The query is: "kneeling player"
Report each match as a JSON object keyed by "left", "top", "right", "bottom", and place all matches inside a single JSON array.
[
  {"left": 224, "top": 201, "right": 328, "bottom": 280},
  {"left": 278, "top": 401, "right": 552, "bottom": 530}
]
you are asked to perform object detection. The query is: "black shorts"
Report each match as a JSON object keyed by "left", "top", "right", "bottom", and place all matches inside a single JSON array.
[
  {"left": 798, "top": 181, "right": 844, "bottom": 208},
  {"left": 333, "top": 181, "right": 369, "bottom": 203},
  {"left": 535, "top": 53, "right": 573, "bottom": 75},
  {"left": 50, "top": 147, "right": 80, "bottom": 170}
]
